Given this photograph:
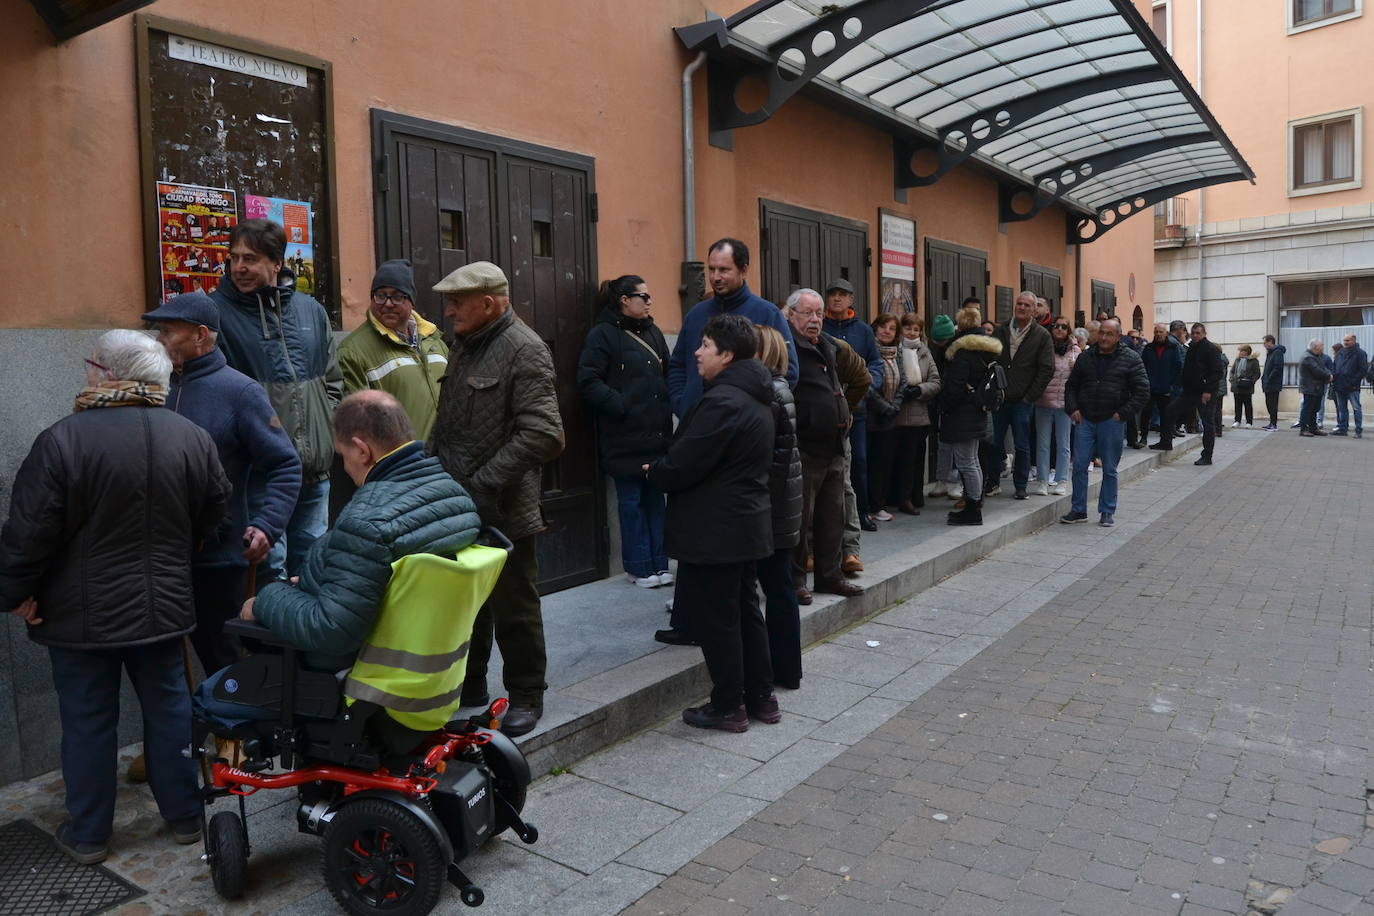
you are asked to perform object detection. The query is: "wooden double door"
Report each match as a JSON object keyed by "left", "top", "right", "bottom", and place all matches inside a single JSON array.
[
  {"left": 925, "top": 239, "right": 988, "bottom": 324},
  {"left": 371, "top": 111, "right": 604, "bottom": 593},
  {"left": 1020, "top": 262, "right": 1064, "bottom": 316},
  {"left": 759, "top": 200, "right": 870, "bottom": 313}
]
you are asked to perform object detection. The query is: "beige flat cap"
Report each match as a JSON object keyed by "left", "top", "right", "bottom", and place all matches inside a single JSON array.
[{"left": 433, "top": 261, "right": 509, "bottom": 295}]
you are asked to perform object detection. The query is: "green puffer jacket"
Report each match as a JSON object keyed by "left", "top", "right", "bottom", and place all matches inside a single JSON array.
[
  {"left": 428, "top": 309, "right": 564, "bottom": 541},
  {"left": 253, "top": 442, "right": 480, "bottom": 671},
  {"left": 338, "top": 311, "right": 449, "bottom": 441}
]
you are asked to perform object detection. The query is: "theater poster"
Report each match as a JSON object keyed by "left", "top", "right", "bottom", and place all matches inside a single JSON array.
[
  {"left": 245, "top": 194, "right": 316, "bottom": 294},
  {"left": 156, "top": 181, "right": 237, "bottom": 302},
  {"left": 879, "top": 210, "right": 916, "bottom": 315}
]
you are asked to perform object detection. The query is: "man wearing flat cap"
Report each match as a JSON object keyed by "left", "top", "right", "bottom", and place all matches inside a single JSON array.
[
  {"left": 143, "top": 291, "right": 302, "bottom": 678},
  {"left": 338, "top": 259, "right": 448, "bottom": 441},
  {"left": 428, "top": 261, "right": 564, "bottom": 738}
]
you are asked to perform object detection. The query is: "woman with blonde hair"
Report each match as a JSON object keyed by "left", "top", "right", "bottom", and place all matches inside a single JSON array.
[
  {"left": 939, "top": 307, "right": 1003, "bottom": 525},
  {"left": 753, "top": 324, "right": 804, "bottom": 688}
]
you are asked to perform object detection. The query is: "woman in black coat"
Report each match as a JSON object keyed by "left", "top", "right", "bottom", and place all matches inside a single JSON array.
[
  {"left": 755, "top": 325, "right": 804, "bottom": 689},
  {"left": 577, "top": 275, "right": 673, "bottom": 588},
  {"left": 939, "top": 307, "right": 1004, "bottom": 526}
]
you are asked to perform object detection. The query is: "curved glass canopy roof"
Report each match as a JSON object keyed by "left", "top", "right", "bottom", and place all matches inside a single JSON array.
[{"left": 677, "top": 0, "right": 1253, "bottom": 241}]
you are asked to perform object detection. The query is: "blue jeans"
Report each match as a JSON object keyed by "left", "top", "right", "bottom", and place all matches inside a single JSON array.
[
  {"left": 1071, "top": 418, "right": 1125, "bottom": 515},
  {"left": 992, "top": 400, "right": 1034, "bottom": 491},
  {"left": 256, "top": 477, "right": 329, "bottom": 581},
  {"left": 1335, "top": 389, "right": 1363, "bottom": 433},
  {"left": 613, "top": 476, "right": 667, "bottom": 578},
  {"left": 1034, "top": 406, "right": 1071, "bottom": 484},
  {"left": 1316, "top": 394, "right": 1327, "bottom": 427},
  {"left": 49, "top": 639, "right": 201, "bottom": 844}
]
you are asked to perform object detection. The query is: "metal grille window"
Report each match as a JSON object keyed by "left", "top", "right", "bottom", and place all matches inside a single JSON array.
[
  {"left": 1293, "top": 0, "right": 1356, "bottom": 27},
  {"left": 1290, "top": 112, "right": 1360, "bottom": 194}
]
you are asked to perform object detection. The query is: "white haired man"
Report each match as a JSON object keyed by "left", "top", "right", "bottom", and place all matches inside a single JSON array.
[{"left": 0, "top": 331, "right": 229, "bottom": 864}]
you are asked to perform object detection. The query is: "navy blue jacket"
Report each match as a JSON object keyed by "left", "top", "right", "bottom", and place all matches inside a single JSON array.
[
  {"left": 169, "top": 349, "right": 302, "bottom": 569},
  {"left": 667, "top": 283, "right": 797, "bottom": 418},
  {"left": 1140, "top": 336, "right": 1185, "bottom": 394},
  {"left": 254, "top": 442, "right": 480, "bottom": 670},
  {"left": 1332, "top": 344, "right": 1369, "bottom": 393},
  {"left": 1261, "top": 343, "right": 1287, "bottom": 393},
  {"left": 822, "top": 311, "right": 883, "bottom": 413}
]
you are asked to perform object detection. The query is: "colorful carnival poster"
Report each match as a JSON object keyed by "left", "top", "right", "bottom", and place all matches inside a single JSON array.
[
  {"left": 879, "top": 211, "right": 916, "bottom": 314},
  {"left": 245, "top": 194, "right": 316, "bottom": 294},
  {"left": 157, "top": 181, "right": 237, "bottom": 302}
]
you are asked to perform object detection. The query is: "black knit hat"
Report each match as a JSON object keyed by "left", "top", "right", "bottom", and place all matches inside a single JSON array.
[{"left": 371, "top": 259, "right": 416, "bottom": 302}]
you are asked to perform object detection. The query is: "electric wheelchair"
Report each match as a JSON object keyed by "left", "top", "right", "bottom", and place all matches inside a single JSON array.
[{"left": 192, "top": 529, "right": 537, "bottom": 915}]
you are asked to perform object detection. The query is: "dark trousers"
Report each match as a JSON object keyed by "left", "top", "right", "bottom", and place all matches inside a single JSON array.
[
  {"left": 49, "top": 639, "right": 201, "bottom": 844},
  {"left": 188, "top": 566, "right": 248, "bottom": 674},
  {"left": 1300, "top": 392, "right": 1321, "bottom": 432},
  {"left": 1140, "top": 392, "right": 1170, "bottom": 443},
  {"left": 1234, "top": 390, "right": 1254, "bottom": 424},
  {"left": 848, "top": 415, "right": 870, "bottom": 516},
  {"left": 794, "top": 452, "right": 846, "bottom": 586},
  {"left": 1165, "top": 391, "right": 1215, "bottom": 457},
  {"left": 676, "top": 559, "right": 772, "bottom": 710},
  {"left": 1212, "top": 395, "right": 1225, "bottom": 436},
  {"left": 756, "top": 546, "right": 802, "bottom": 686},
  {"left": 464, "top": 534, "right": 547, "bottom": 707},
  {"left": 1265, "top": 389, "right": 1281, "bottom": 427},
  {"left": 926, "top": 409, "right": 942, "bottom": 482},
  {"left": 866, "top": 426, "right": 900, "bottom": 511},
  {"left": 893, "top": 424, "right": 930, "bottom": 507}
]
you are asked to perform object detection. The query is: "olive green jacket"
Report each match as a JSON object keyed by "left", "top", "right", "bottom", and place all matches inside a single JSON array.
[{"left": 338, "top": 311, "right": 448, "bottom": 441}]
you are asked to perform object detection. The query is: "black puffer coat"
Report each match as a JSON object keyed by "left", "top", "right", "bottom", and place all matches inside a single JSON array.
[
  {"left": 576, "top": 307, "right": 673, "bottom": 477},
  {"left": 1179, "top": 336, "right": 1224, "bottom": 394},
  {"left": 938, "top": 331, "right": 1004, "bottom": 444},
  {"left": 766, "top": 375, "right": 803, "bottom": 551},
  {"left": 1063, "top": 345, "right": 1150, "bottom": 423},
  {"left": 648, "top": 358, "right": 774, "bottom": 565},
  {"left": 0, "top": 406, "right": 229, "bottom": 649}
]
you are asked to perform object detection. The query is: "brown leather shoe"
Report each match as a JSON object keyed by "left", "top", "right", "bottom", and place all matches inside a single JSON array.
[
  {"left": 795, "top": 587, "right": 813, "bottom": 605},
  {"left": 841, "top": 554, "right": 864, "bottom": 574},
  {"left": 805, "top": 555, "right": 813, "bottom": 573},
  {"left": 500, "top": 705, "right": 542, "bottom": 738},
  {"left": 898, "top": 500, "right": 921, "bottom": 515},
  {"left": 815, "top": 579, "right": 865, "bottom": 597}
]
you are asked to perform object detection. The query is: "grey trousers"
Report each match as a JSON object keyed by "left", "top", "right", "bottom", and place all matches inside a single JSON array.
[{"left": 949, "top": 439, "right": 983, "bottom": 502}]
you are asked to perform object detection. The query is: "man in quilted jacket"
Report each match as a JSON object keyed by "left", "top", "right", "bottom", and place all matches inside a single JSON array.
[{"left": 428, "top": 262, "right": 565, "bottom": 738}]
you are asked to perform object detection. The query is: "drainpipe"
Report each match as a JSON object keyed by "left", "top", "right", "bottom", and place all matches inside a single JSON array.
[
  {"left": 680, "top": 51, "right": 708, "bottom": 313},
  {"left": 1195, "top": 0, "right": 1205, "bottom": 323}
]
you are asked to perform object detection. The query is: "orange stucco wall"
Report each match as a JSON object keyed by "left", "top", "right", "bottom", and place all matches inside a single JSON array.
[{"left": 1, "top": 0, "right": 1154, "bottom": 331}]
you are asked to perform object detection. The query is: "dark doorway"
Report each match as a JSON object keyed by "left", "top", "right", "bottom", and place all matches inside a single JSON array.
[
  {"left": 372, "top": 111, "right": 605, "bottom": 594},
  {"left": 1020, "top": 261, "right": 1064, "bottom": 315},
  {"left": 925, "top": 239, "right": 988, "bottom": 325},
  {"left": 759, "top": 200, "right": 869, "bottom": 314},
  {"left": 1091, "top": 279, "right": 1118, "bottom": 319}
]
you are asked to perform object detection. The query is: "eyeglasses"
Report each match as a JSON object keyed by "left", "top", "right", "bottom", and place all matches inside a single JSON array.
[
  {"left": 792, "top": 308, "right": 823, "bottom": 319},
  {"left": 84, "top": 358, "right": 112, "bottom": 375},
  {"left": 626, "top": 292, "right": 652, "bottom": 303},
  {"left": 371, "top": 292, "right": 411, "bottom": 306},
  {"left": 1052, "top": 323, "right": 1070, "bottom": 330}
]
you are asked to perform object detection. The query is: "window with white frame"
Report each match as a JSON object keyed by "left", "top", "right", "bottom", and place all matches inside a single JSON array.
[
  {"left": 1289, "top": 109, "right": 1362, "bottom": 196},
  {"left": 1289, "top": 0, "right": 1361, "bottom": 32},
  {"left": 1151, "top": 0, "right": 1170, "bottom": 50}
]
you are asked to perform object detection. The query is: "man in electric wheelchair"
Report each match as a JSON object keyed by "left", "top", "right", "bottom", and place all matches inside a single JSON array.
[{"left": 191, "top": 390, "right": 538, "bottom": 914}]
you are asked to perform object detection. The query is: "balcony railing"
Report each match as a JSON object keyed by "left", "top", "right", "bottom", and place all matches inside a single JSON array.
[{"left": 1153, "top": 197, "right": 1190, "bottom": 244}]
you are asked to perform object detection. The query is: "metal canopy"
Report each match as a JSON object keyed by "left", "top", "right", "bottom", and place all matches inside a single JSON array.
[{"left": 677, "top": 0, "right": 1253, "bottom": 243}]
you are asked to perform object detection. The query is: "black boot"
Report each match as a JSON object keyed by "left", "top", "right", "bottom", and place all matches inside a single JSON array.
[{"left": 947, "top": 498, "right": 984, "bottom": 526}]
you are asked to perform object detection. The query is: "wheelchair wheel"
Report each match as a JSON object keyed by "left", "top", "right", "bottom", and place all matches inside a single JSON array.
[
  {"left": 323, "top": 799, "right": 444, "bottom": 916},
  {"left": 207, "top": 811, "right": 248, "bottom": 899}
]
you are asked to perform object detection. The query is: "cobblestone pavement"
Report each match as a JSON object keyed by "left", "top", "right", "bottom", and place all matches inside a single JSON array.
[{"left": 626, "top": 430, "right": 1374, "bottom": 916}]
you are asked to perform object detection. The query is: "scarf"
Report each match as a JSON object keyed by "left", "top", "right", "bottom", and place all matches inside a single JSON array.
[
  {"left": 1052, "top": 334, "right": 1071, "bottom": 356},
  {"left": 1009, "top": 318, "right": 1033, "bottom": 359},
  {"left": 900, "top": 338, "right": 923, "bottom": 385},
  {"left": 877, "top": 344, "right": 901, "bottom": 402},
  {"left": 74, "top": 380, "right": 167, "bottom": 412}
]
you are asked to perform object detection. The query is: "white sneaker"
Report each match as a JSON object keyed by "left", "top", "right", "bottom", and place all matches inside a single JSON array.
[
  {"left": 1245, "top": 422, "right": 1253, "bottom": 428},
  {"left": 929, "top": 481, "right": 948, "bottom": 497},
  {"left": 1050, "top": 481, "right": 1066, "bottom": 496},
  {"left": 948, "top": 484, "right": 963, "bottom": 500},
  {"left": 1231, "top": 420, "right": 1241, "bottom": 428},
  {"left": 874, "top": 509, "right": 894, "bottom": 521},
  {"left": 629, "top": 573, "right": 661, "bottom": 588},
  {"left": 656, "top": 570, "right": 674, "bottom": 586},
  {"left": 1032, "top": 481, "right": 1049, "bottom": 496}
]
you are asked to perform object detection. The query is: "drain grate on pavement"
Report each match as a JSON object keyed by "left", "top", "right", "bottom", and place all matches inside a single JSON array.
[{"left": 0, "top": 820, "right": 143, "bottom": 915}]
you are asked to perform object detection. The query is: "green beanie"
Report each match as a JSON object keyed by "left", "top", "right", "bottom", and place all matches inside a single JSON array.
[{"left": 930, "top": 313, "right": 956, "bottom": 343}]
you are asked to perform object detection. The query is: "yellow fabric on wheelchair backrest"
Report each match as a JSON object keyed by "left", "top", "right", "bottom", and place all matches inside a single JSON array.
[{"left": 342, "top": 544, "right": 506, "bottom": 732}]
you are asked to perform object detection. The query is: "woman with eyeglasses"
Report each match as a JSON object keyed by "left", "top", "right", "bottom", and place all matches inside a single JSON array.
[
  {"left": 577, "top": 275, "right": 674, "bottom": 589},
  {"left": 1032, "top": 317, "right": 1079, "bottom": 496}
]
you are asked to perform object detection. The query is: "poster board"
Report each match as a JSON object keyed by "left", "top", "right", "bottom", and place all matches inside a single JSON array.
[
  {"left": 878, "top": 209, "right": 916, "bottom": 315},
  {"left": 136, "top": 15, "right": 339, "bottom": 323}
]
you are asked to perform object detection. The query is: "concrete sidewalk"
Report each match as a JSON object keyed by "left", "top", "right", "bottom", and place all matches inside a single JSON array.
[{"left": 0, "top": 430, "right": 1212, "bottom": 914}]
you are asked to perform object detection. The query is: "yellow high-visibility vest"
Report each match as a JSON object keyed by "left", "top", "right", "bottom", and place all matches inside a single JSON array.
[{"left": 343, "top": 545, "right": 506, "bottom": 732}]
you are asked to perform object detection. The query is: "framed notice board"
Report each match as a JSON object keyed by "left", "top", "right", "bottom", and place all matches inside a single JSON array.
[{"left": 135, "top": 14, "right": 340, "bottom": 325}]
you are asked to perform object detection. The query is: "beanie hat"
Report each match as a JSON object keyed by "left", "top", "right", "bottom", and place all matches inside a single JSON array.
[
  {"left": 371, "top": 259, "right": 416, "bottom": 302},
  {"left": 930, "top": 313, "right": 956, "bottom": 343}
]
